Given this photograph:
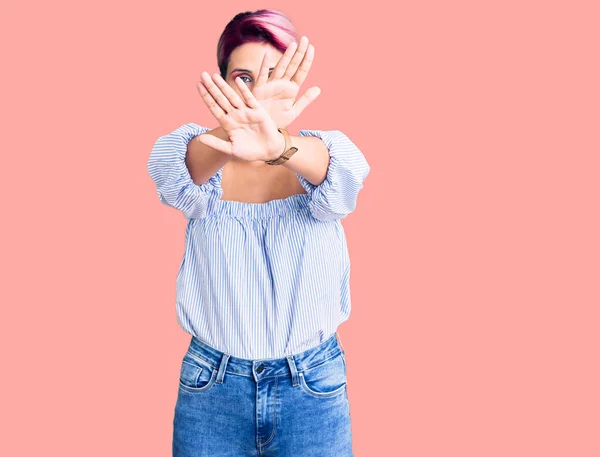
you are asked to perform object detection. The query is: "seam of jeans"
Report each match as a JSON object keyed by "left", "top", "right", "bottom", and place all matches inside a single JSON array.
[
  {"left": 186, "top": 347, "right": 344, "bottom": 378},
  {"left": 260, "top": 375, "right": 278, "bottom": 448},
  {"left": 186, "top": 348, "right": 218, "bottom": 370},
  {"left": 300, "top": 349, "right": 344, "bottom": 373},
  {"left": 298, "top": 371, "right": 347, "bottom": 398},
  {"left": 178, "top": 367, "right": 218, "bottom": 392},
  {"left": 181, "top": 360, "right": 204, "bottom": 385}
]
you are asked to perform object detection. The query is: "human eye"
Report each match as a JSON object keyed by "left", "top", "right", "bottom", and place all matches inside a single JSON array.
[{"left": 239, "top": 75, "right": 252, "bottom": 84}]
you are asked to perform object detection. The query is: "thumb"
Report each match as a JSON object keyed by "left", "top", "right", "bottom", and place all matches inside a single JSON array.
[{"left": 196, "top": 133, "right": 233, "bottom": 156}]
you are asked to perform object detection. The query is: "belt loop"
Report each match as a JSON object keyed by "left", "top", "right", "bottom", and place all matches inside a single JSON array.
[
  {"left": 335, "top": 331, "right": 346, "bottom": 353},
  {"left": 216, "top": 353, "right": 230, "bottom": 384},
  {"left": 286, "top": 355, "right": 299, "bottom": 387}
]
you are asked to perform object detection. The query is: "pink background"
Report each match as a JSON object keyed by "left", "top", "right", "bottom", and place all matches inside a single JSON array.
[{"left": 2, "top": 1, "right": 599, "bottom": 455}]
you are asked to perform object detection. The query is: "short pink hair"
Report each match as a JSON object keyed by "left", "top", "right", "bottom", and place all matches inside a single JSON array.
[{"left": 217, "top": 9, "right": 298, "bottom": 79}]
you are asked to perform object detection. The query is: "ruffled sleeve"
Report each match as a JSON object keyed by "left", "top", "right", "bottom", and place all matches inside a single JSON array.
[
  {"left": 296, "top": 129, "right": 370, "bottom": 221},
  {"left": 147, "top": 123, "right": 222, "bottom": 219}
]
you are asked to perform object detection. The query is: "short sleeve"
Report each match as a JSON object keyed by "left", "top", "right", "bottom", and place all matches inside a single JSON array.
[
  {"left": 296, "top": 129, "right": 370, "bottom": 221},
  {"left": 147, "top": 123, "right": 222, "bottom": 219}
]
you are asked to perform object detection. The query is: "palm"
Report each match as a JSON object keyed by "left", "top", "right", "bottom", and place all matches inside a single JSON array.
[
  {"left": 252, "top": 79, "right": 300, "bottom": 129},
  {"left": 195, "top": 72, "right": 283, "bottom": 162},
  {"left": 193, "top": 37, "right": 320, "bottom": 160},
  {"left": 251, "top": 36, "right": 321, "bottom": 130},
  {"left": 219, "top": 108, "right": 279, "bottom": 162}
]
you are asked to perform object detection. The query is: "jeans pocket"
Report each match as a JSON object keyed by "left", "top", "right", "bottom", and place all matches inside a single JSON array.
[
  {"left": 298, "top": 351, "right": 347, "bottom": 399},
  {"left": 178, "top": 349, "right": 218, "bottom": 393}
]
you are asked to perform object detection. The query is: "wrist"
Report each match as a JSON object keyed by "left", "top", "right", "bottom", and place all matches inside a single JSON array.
[
  {"left": 264, "top": 129, "right": 287, "bottom": 161},
  {"left": 264, "top": 128, "right": 299, "bottom": 166}
]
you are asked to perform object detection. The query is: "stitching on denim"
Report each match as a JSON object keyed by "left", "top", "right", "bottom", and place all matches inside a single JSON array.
[
  {"left": 340, "top": 351, "right": 347, "bottom": 378},
  {"left": 221, "top": 370, "right": 252, "bottom": 378},
  {"left": 181, "top": 360, "right": 204, "bottom": 385},
  {"left": 260, "top": 375, "right": 278, "bottom": 448},
  {"left": 179, "top": 368, "right": 217, "bottom": 392},
  {"left": 216, "top": 353, "right": 230, "bottom": 384},
  {"left": 298, "top": 372, "right": 347, "bottom": 398},
  {"left": 185, "top": 347, "right": 343, "bottom": 379},
  {"left": 256, "top": 375, "right": 261, "bottom": 450},
  {"left": 178, "top": 368, "right": 216, "bottom": 392},
  {"left": 186, "top": 348, "right": 218, "bottom": 370},
  {"left": 301, "top": 349, "right": 344, "bottom": 373},
  {"left": 249, "top": 351, "right": 342, "bottom": 381}
]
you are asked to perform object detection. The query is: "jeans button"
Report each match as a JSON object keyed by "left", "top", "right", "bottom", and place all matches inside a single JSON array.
[{"left": 256, "top": 364, "right": 265, "bottom": 374}]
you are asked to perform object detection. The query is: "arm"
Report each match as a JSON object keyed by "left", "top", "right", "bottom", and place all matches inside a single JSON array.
[
  {"left": 147, "top": 123, "right": 227, "bottom": 219},
  {"left": 186, "top": 125, "right": 232, "bottom": 185},
  {"left": 281, "top": 129, "right": 371, "bottom": 221}
]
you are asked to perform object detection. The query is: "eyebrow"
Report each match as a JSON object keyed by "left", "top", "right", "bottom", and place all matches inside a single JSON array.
[{"left": 231, "top": 67, "right": 275, "bottom": 75}]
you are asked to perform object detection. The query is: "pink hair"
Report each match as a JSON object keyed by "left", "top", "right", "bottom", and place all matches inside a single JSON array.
[{"left": 217, "top": 9, "right": 298, "bottom": 79}]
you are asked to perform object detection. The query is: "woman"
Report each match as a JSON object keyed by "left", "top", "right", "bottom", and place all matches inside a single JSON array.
[{"left": 148, "top": 9, "right": 370, "bottom": 457}]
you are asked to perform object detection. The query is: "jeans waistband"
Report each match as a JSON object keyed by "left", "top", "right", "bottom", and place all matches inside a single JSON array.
[{"left": 187, "top": 332, "right": 344, "bottom": 381}]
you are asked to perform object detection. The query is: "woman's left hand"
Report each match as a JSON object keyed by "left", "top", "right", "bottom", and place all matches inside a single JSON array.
[
  {"left": 252, "top": 36, "right": 321, "bottom": 130},
  {"left": 195, "top": 71, "right": 285, "bottom": 162}
]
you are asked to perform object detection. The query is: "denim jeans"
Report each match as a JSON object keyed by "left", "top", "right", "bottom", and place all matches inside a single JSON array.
[{"left": 173, "top": 331, "right": 353, "bottom": 456}]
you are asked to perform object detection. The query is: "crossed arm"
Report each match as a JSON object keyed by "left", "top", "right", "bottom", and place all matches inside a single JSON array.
[
  {"left": 150, "top": 41, "right": 369, "bottom": 221},
  {"left": 185, "top": 125, "right": 330, "bottom": 188}
]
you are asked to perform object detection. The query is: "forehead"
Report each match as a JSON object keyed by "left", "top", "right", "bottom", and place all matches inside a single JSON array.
[{"left": 228, "top": 42, "right": 283, "bottom": 72}]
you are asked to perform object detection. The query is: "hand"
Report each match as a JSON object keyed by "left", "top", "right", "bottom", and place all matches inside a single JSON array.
[
  {"left": 252, "top": 36, "right": 321, "bottom": 129},
  {"left": 195, "top": 71, "right": 286, "bottom": 162}
]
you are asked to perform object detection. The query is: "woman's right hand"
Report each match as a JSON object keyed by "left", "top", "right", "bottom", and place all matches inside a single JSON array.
[
  {"left": 251, "top": 36, "right": 322, "bottom": 130},
  {"left": 194, "top": 71, "right": 286, "bottom": 163}
]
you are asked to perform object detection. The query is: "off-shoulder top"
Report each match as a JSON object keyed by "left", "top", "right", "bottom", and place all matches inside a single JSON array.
[{"left": 148, "top": 123, "right": 370, "bottom": 359}]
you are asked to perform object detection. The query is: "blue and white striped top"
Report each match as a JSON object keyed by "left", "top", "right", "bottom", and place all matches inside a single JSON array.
[{"left": 148, "top": 123, "right": 370, "bottom": 359}]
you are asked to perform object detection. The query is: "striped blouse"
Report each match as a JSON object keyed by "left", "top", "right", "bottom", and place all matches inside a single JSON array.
[{"left": 148, "top": 123, "right": 370, "bottom": 359}]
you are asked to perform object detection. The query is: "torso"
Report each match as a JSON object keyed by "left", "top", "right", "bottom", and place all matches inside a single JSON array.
[{"left": 220, "top": 159, "right": 307, "bottom": 203}]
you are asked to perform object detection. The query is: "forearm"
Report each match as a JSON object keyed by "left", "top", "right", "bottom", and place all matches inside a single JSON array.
[
  {"left": 186, "top": 126, "right": 232, "bottom": 186},
  {"left": 282, "top": 129, "right": 370, "bottom": 221},
  {"left": 280, "top": 135, "right": 330, "bottom": 186}
]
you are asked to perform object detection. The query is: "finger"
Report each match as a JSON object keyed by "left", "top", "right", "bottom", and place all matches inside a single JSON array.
[
  {"left": 254, "top": 81, "right": 285, "bottom": 100},
  {"left": 234, "top": 76, "right": 260, "bottom": 108},
  {"left": 211, "top": 72, "right": 245, "bottom": 109},
  {"left": 196, "top": 132, "right": 233, "bottom": 155},
  {"left": 196, "top": 80, "right": 226, "bottom": 120},
  {"left": 291, "top": 86, "right": 321, "bottom": 117},
  {"left": 200, "top": 71, "right": 235, "bottom": 114},
  {"left": 290, "top": 44, "right": 315, "bottom": 87},
  {"left": 254, "top": 51, "right": 271, "bottom": 89},
  {"left": 270, "top": 40, "right": 298, "bottom": 80},
  {"left": 283, "top": 36, "right": 310, "bottom": 81}
]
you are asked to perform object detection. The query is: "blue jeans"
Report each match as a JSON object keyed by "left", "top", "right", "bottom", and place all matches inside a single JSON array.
[{"left": 173, "top": 331, "right": 353, "bottom": 456}]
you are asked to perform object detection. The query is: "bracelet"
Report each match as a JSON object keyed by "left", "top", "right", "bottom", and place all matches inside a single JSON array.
[{"left": 264, "top": 128, "right": 299, "bottom": 165}]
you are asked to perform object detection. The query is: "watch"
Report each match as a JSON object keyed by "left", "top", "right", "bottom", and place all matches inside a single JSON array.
[{"left": 264, "top": 128, "right": 299, "bottom": 165}]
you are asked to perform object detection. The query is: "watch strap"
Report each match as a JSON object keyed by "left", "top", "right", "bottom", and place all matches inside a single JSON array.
[{"left": 265, "top": 128, "right": 298, "bottom": 165}]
